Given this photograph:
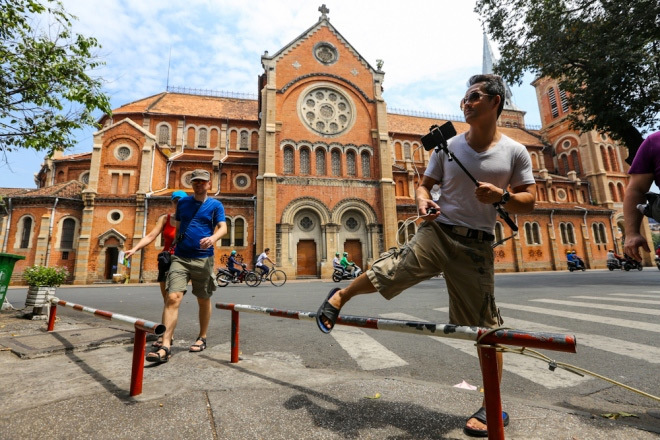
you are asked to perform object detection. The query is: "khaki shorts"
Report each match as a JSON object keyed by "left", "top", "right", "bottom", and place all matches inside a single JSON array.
[
  {"left": 166, "top": 255, "right": 216, "bottom": 299},
  {"left": 366, "top": 221, "right": 500, "bottom": 328}
]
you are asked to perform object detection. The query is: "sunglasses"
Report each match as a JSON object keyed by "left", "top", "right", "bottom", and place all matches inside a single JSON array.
[{"left": 460, "top": 91, "right": 494, "bottom": 109}]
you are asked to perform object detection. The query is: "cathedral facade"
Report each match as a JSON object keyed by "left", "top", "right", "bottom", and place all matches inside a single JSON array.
[{"left": 0, "top": 8, "right": 651, "bottom": 285}]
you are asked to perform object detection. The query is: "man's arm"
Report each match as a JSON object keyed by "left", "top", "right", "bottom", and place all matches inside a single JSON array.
[
  {"left": 416, "top": 176, "right": 441, "bottom": 218},
  {"left": 624, "top": 173, "right": 654, "bottom": 260},
  {"left": 200, "top": 221, "right": 227, "bottom": 250},
  {"left": 475, "top": 182, "right": 536, "bottom": 214}
]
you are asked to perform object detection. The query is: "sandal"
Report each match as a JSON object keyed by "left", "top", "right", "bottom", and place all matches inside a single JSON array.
[
  {"left": 145, "top": 346, "right": 171, "bottom": 364},
  {"left": 152, "top": 336, "right": 174, "bottom": 349},
  {"left": 189, "top": 337, "right": 206, "bottom": 352},
  {"left": 463, "top": 406, "right": 509, "bottom": 437},
  {"left": 316, "top": 288, "right": 341, "bottom": 334}
]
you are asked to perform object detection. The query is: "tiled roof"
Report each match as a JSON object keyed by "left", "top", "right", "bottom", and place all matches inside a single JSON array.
[
  {"left": 20, "top": 180, "right": 84, "bottom": 199},
  {"left": 0, "top": 188, "right": 32, "bottom": 197},
  {"left": 386, "top": 114, "right": 543, "bottom": 147},
  {"left": 54, "top": 152, "right": 92, "bottom": 162},
  {"left": 171, "top": 149, "right": 215, "bottom": 162},
  {"left": 113, "top": 92, "right": 259, "bottom": 121}
]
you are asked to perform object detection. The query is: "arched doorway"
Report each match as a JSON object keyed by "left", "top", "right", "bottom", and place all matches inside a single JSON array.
[
  {"left": 297, "top": 240, "right": 317, "bottom": 277},
  {"left": 343, "top": 239, "right": 363, "bottom": 270},
  {"left": 104, "top": 247, "right": 119, "bottom": 280},
  {"left": 292, "top": 209, "right": 322, "bottom": 278}
]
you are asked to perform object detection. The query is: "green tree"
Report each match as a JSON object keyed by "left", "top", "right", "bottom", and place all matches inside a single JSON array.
[
  {"left": 475, "top": 0, "right": 660, "bottom": 163},
  {"left": 0, "top": 0, "right": 111, "bottom": 156}
]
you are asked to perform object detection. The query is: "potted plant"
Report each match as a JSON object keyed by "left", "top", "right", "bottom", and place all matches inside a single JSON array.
[{"left": 23, "top": 265, "right": 69, "bottom": 317}]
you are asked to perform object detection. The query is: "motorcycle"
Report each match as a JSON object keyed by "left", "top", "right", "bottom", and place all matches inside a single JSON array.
[
  {"left": 606, "top": 258, "right": 625, "bottom": 271},
  {"left": 216, "top": 263, "right": 260, "bottom": 287},
  {"left": 655, "top": 255, "right": 660, "bottom": 271},
  {"left": 567, "top": 260, "right": 585, "bottom": 272},
  {"left": 621, "top": 256, "right": 643, "bottom": 272},
  {"left": 332, "top": 263, "right": 362, "bottom": 282}
]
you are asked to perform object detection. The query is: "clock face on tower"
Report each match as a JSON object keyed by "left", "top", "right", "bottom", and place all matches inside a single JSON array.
[{"left": 297, "top": 84, "right": 355, "bottom": 137}]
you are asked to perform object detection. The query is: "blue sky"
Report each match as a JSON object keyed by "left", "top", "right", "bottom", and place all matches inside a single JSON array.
[{"left": 0, "top": 0, "right": 543, "bottom": 188}]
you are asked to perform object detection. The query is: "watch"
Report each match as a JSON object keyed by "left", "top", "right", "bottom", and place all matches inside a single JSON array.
[{"left": 501, "top": 190, "right": 510, "bottom": 205}]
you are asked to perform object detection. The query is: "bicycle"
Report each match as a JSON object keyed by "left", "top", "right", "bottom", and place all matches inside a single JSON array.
[{"left": 254, "top": 266, "right": 287, "bottom": 287}]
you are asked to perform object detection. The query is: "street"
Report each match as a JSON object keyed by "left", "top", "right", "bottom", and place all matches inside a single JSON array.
[{"left": 6, "top": 269, "right": 660, "bottom": 423}]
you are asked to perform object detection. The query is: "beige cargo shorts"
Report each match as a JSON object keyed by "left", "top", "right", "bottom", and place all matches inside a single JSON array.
[{"left": 166, "top": 255, "right": 216, "bottom": 299}]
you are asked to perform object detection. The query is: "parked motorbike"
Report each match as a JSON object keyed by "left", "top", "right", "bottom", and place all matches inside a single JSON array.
[
  {"left": 332, "top": 263, "right": 362, "bottom": 282},
  {"left": 216, "top": 263, "right": 260, "bottom": 287},
  {"left": 567, "top": 261, "right": 585, "bottom": 272}
]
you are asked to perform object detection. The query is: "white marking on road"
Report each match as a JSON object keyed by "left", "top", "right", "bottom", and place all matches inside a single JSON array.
[
  {"left": 531, "top": 299, "right": 660, "bottom": 316},
  {"left": 382, "top": 312, "right": 590, "bottom": 389},
  {"left": 610, "top": 293, "right": 660, "bottom": 299},
  {"left": 571, "top": 295, "right": 660, "bottom": 305},
  {"left": 330, "top": 326, "right": 408, "bottom": 371},
  {"left": 496, "top": 303, "right": 660, "bottom": 333}
]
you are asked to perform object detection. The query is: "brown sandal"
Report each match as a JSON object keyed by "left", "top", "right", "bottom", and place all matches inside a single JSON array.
[
  {"left": 189, "top": 337, "right": 206, "bottom": 352},
  {"left": 146, "top": 346, "right": 171, "bottom": 364}
]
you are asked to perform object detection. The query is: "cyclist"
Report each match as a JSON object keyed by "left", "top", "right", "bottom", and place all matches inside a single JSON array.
[
  {"left": 256, "top": 248, "right": 275, "bottom": 278},
  {"left": 227, "top": 250, "right": 242, "bottom": 281}
]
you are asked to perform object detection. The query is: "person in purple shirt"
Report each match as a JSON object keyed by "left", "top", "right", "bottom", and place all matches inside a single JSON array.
[{"left": 624, "top": 132, "right": 660, "bottom": 261}]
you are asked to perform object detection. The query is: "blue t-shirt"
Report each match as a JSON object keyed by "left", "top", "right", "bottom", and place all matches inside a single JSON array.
[{"left": 174, "top": 196, "right": 225, "bottom": 258}]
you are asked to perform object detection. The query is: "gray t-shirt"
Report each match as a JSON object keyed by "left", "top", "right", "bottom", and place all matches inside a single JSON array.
[{"left": 424, "top": 132, "right": 534, "bottom": 233}]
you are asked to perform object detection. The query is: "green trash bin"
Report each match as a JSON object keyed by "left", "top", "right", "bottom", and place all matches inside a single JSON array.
[{"left": 0, "top": 253, "right": 26, "bottom": 309}]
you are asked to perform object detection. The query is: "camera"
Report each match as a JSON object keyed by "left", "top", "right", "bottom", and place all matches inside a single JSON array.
[{"left": 420, "top": 121, "right": 457, "bottom": 151}]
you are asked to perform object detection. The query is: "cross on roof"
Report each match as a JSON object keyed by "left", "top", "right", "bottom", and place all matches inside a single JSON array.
[{"left": 319, "top": 4, "right": 329, "bottom": 20}]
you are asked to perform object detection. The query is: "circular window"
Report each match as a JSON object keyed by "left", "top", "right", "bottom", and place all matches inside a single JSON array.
[
  {"left": 562, "top": 140, "right": 571, "bottom": 149},
  {"left": 345, "top": 217, "right": 359, "bottom": 231},
  {"left": 298, "top": 84, "right": 355, "bottom": 136},
  {"left": 115, "top": 146, "right": 132, "bottom": 161},
  {"left": 79, "top": 172, "right": 89, "bottom": 185},
  {"left": 313, "top": 42, "right": 338, "bottom": 65},
  {"left": 107, "top": 210, "right": 123, "bottom": 224},
  {"left": 234, "top": 174, "right": 250, "bottom": 189},
  {"left": 557, "top": 189, "right": 567, "bottom": 201},
  {"left": 182, "top": 173, "right": 193, "bottom": 188},
  {"left": 299, "top": 216, "right": 314, "bottom": 231}
]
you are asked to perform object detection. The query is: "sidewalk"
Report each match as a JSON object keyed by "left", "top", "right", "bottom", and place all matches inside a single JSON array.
[{"left": 0, "top": 308, "right": 658, "bottom": 440}]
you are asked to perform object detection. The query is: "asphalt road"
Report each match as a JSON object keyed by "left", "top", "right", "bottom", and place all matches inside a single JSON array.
[{"left": 7, "top": 268, "right": 660, "bottom": 419}]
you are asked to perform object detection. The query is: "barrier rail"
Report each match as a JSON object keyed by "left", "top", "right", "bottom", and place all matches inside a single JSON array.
[
  {"left": 216, "top": 302, "right": 577, "bottom": 440},
  {"left": 48, "top": 297, "right": 166, "bottom": 397}
]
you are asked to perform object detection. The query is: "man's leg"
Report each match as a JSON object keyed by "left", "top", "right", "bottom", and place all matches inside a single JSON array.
[
  {"left": 150, "top": 291, "right": 183, "bottom": 358},
  {"left": 320, "top": 273, "right": 377, "bottom": 329},
  {"left": 466, "top": 350, "right": 504, "bottom": 432},
  {"left": 196, "top": 296, "right": 212, "bottom": 340}
]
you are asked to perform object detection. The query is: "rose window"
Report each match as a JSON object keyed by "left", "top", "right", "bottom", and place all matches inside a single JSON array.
[{"left": 299, "top": 86, "right": 354, "bottom": 136}]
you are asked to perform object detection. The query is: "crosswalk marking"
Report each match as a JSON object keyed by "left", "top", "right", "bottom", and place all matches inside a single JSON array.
[
  {"left": 531, "top": 299, "right": 660, "bottom": 316},
  {"left": 610, "top": 293, "right": 660, "bottom": 299},
  {"left": 497, "top": 303, "right": 660, "bottom": 333},
  {"left": 571, "top": 295, "right": 660, "bottom": 305},
  {"left": 382, "top": 312, "right": 591, "bottom": 389},
  {"left": 330, "top": 326, "right": 408, "bottom": 371}
]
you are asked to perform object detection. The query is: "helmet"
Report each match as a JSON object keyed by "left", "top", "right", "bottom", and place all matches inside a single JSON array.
[
  {"left": 343, "top": 252, "right": 348, "bottom": 256},
  {"left": 231, "top": 250, "right": 237, "bottom": 255},
  {"left": 171, "top": 190, "right": 187, "bottom": 201},
  {"left": 566, "top": 251, "right": 571, "bottom": 254},
  {"left": 335, "top": 252, "right": 340, "bottom": 257}
]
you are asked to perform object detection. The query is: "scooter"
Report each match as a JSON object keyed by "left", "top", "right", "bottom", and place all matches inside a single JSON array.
[
  {"left": 216, "top": 263, "right": 259, "bottom": 287},
  {"left": 607, "top": 259, "right": 625, "bottom": 271},
  {"left": 655, "top": 255, "right": 660, "bottom": 271},
  {"left": 567, "top": 261, "right": 586, "bottom": 272},
  {"left": 621, "top": 256, "right": 643, "bottom": 271},
  {"left": 332, "top": 263, "right": 362, "bottom": 282}
]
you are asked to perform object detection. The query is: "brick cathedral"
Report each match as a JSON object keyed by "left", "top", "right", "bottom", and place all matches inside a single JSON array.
[{"left": 0, "top": 6, "right": 651, "bottom": 285}]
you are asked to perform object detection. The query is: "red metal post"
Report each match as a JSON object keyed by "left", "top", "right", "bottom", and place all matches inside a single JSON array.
[
  {"left": 479, "top": 346, "right": 504, "bottom": 440},
  {"left": 47, "top": 303, "right": 57, "bottom": 332},
  {"left": 231, "top": 310, "right": 239, "bottom": 363},
  {"left": 130, "top": 328, "right": 147, "bottom": 397}
]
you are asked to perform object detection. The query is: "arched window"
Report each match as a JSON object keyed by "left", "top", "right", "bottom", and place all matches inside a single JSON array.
[
  {"left": 617, "top": 183, "right": 625, "bottom": 202},
  {"left": 548, "top": 87, "right": 559, "bottom": 118},
  {"left": 494, "top": 222, "right": 504, "bottom": 243},
  {"left": 609, "top": 182, "right": 617, "bottom": 202},
  {"left": 600, "top": 145, "right": 610, "bottom": 171},
  {"left": 361, "top": 152, "right": 371, "bottom": 178},
  {"left": 20, "top": 217, "right": 32, "bottom": 249},
  {"left": 158, "top": 125, "right": 170, "bottom": 144},
  {"left": 559, "top": 88, "right": 569, "bottom": 113},
  {"left": 315, "top": 149, "right": 326, "bottom": 176},
  {"left": 598, "top": 223, "right": 607, "bottom": 244},
  {"left": 198, "top": 128, "right": 208, "bottom": 148},
  {"left": 525, "top": 222, "right": 541, "bottom": 245},
  {"left": 570, "top": 150, "right": 580, "bottom": 174},
  {"left": 608, "top": 147, "right": 618, "bottom": 172},
  {"left": 234, "top": 218, "right": 245, "bottom": 246},
  {"left": 397, "top": 222, "right": 406, "bottom": 245},
  {"left": 60, "top": 218, "right": 76, "bottom": 249},
  {"left": 403, "top": 143, "right": 411, "bottom": 160},
  {"left": 560, "top": 222, "right": 576, "bottom": 245},
  {"left": 346, "top": 151, "right": 356, "bottom": 177},
  {"left": 283, "top": 147, "right": 294, "bottom": 174},
  {"left": 561, "top": 155, "right": 569, "bottom": 175},
  {"left": 300, "top": 148, "right": 310, "bottom": 175},
  {"left": 331, "top": 150, "right": 341, "bottom": 176},
  {"left": 222, "top": 218, "right": 232, "bottom": 247},
  {"left": 240, "top": 131, "right": 249, "bottom": 150}
]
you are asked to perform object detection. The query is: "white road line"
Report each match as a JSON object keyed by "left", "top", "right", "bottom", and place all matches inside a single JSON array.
[
  {"left": 531, "top": 299, "right": 660, "bottom": 316},
  {"left": 330, "top": 326, "right": 408, "bottom": 371},
  {"left": 496, "top": 303, "right": 660, "bottom": 333},
  {"left": 571, "top": 295, "right": 660, "bottom": 305},
  {"left": 382, "top": 312, "right": 590, "bottom": 389},
  {"left": 610, "top": 293, "right": 660, "bottom": 299}
]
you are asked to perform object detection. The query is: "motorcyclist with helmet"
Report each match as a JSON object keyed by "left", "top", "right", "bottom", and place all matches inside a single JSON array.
[
  {"left": 340, "top": 252, "right": 355, "bottom": 276},
  {"left": 332, "top": 252, "right": 345, "bottom": 275},
  {"left": 227, "top": 250, "right": 242, "bottom": 280}
]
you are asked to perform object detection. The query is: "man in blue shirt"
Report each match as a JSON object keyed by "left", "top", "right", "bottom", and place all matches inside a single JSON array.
[{"left": 146, "top": 169, "right": 227, "bottom": 364}]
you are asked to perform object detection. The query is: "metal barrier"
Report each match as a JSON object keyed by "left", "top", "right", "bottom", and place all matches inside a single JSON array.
[
  {"left": 216, "top": 302, "right": 577, "bottom": 440},
  {"left": 47, "top": 297, "right": 166, "bottom": 397}
]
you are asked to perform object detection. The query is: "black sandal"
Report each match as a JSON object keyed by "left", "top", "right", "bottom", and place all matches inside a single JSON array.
[
  {"left": 189, "top": 337, "right": 206, "bottom": 352},
  {"left": 145, "top": 346, "right": 171, "bottom": 364},
  {"left": 463, "top": 407, "right": 509, "bottom": 437},
  {"left": 316, "top": 288, "right": 341, "bottom": 334}
]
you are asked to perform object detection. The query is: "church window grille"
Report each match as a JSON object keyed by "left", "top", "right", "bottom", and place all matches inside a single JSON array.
[
  {"left": 158, "top": 125, "right": 170, "bottom": 144},
  {"left": 571, "top": 151, "right": 580, "bottom": 174},
  {"left": 284, "top": 147, "right": 294, "bottom": 174},
  {"left": 60, "top": 218, "right": 76, "bottom": 249},
  {"left": 560, "top": 223, "right": 575, "bottom": 244},
  {"left": 240, "top": 131, "right": 249, "bottom": 150},
  {"left": 361, "top": 152, "right": 370, "bottom": 178},
  {"left": 346, "top": 217, "right": 358, "bottom": 231},
  {"left": 234, "top": 218, "right": 245, "bottom": 246},
  {"left": 346, "top": 151, "right": 356, "bottom": 177},
  {"left": 525, "top": 222, "right": 541, "bottom": 245},
  {"left": 548, "top": 88, "right": 559, "bottom": 118},
  {"left": 117, "top": 146, "right": 131, "bottom": 161},
  {"left": 316, "top": 149, "right": 325, "bottom": 175},
  {"left": 300, "top": 148, "right": 310, "bottom": 175},
  {"left": 300, "top": 216, "right": 314, "bottom": 231},
  {"left": 80, "top": 172, "right": 89, "bottom": 185},
  {"left": 404, "top": 143, "right": 411, "bottom": 160},
  {"left": 559, "top": 88, "right": 569, "bottom": 113},
  {"left": 20, "top": 217, "right": 32, "bottom": 248},
  {"left": 198, "top": 128, "right": 208, "bottom": 148},
  {"left": 331, "top": 150, "right": 341, "bottom": 176},
  {"left": 561, "top": 155, "right": 569, "bottom": 175}
]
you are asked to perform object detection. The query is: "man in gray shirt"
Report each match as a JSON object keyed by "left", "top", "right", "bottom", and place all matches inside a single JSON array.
[{"left": 316, "top": 74, "right": 536, "bottom": 437}]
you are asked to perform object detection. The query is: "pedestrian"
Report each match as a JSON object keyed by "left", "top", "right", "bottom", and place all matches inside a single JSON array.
[
  {"left": 125, "top": 190, "right": 187, "bottom": 348},
  {"left": 255, "top": 248, "right": 275, "bottom": 277},
  {"left": 315, "top": 74, "right": 536, "bottom": 437},
  {"left": 146, "top": 169, "right": 227, "bottom": 364},
  {"left": 624, "top": 131, "right": 660, "bottom": 261}
]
